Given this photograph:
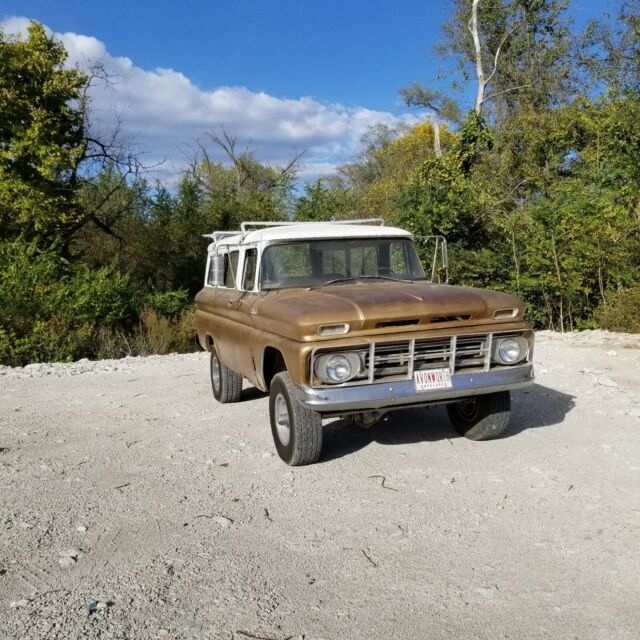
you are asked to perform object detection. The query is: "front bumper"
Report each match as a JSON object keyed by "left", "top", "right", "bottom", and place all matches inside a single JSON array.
[{"left": 295, "top": 364, "right": 534, "bottom": 415}]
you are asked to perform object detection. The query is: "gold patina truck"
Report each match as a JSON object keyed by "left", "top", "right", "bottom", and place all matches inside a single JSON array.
[{"left": 195, "top": 220, "right": 534, "bottom": 465}]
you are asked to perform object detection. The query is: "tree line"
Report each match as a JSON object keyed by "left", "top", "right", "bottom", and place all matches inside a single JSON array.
[{"left": 1, "top": 1, "right": 639, "bottom": 365}]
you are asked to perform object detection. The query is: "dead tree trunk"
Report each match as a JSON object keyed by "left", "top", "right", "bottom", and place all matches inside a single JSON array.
[
  {"left": 469, "top": 0, "right": 486, "bottom": 113},
  {"left": 433, "top": 121, "right": 442, "bottom": 158},
  {"left": 468, "top": 0, "right": 528, "bottom": 114}
]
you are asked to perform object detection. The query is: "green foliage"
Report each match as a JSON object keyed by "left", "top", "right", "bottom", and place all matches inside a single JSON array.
[
  {"left": 594, "top": 287, "right": 640, "bottom": 333},
  {"left": 295, "top": 178, "right": 356, "bottom": 221},
  {"left": 0, "top": 22, "right": 87, "bottom": 241},
  {"left": 0, "top": 239, "right": 142, "bottom": 364},
  {"left": 2, "top": 9, "right": 640, "bottom": 370},
  {"left": 144, "top": 290, "right": 191, "bottom": 317},
  {"left": 0, "top": 237, "right": 196, "bottom": 365},
  {"left": 437, "top": 0, "right": 575, "bottom": 118},
  {"left": 394, "top": 112, "right": 491, "bottom": 241}
]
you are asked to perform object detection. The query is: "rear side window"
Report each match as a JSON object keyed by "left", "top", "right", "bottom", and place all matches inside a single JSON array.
[
  {"left": 242, "top": 249, "right": 257, "bottom": 291},
  {"left": 224, "top": 251, "right": 239, "bottom": 288},
  {"left": 206, "top": 256, "right": 217, "bottom": 285}
]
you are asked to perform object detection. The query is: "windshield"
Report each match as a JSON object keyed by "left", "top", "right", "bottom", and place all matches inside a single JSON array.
[{"left": 260, "top": 237, "right": 426, "bottom": 290}]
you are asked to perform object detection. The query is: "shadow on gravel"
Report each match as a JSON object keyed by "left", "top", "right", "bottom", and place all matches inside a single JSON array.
[
  {"left": 502, "top": 383, "right": 576, "bottom": 438},
  {"left": 239, "top": 387, "right": 268, "bottom": 402},
  {"left": 320, "top": 383, "right": 575, "bottom": 462}
]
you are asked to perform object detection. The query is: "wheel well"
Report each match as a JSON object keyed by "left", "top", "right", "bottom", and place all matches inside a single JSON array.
[
  {"left": 206, "top": 335, "right": 214, "bottom": 351},
  {"left": 263, "top": 347, "right": 286, "bottom": 390}
]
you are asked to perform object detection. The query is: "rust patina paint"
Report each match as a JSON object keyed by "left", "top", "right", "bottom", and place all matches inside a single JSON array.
[{"left": 195, "top": 280, "right": 530, "bottom": 391}]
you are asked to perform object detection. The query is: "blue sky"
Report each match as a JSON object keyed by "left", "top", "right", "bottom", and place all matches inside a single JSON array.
[
  {"left": 2, "top": 0, "right": 611, "bottom": 181},
  {"left": 4, "top": 0, "right": 451, "bottom": 110}
]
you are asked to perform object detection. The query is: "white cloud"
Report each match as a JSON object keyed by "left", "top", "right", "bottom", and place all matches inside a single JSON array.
[{"left": 2, "top": 17, "right": 422, "bottom": 182}]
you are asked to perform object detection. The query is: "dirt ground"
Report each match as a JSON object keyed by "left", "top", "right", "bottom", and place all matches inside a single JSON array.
[{"left": 1, "top": 331, "right": 639, "bottom": 640}]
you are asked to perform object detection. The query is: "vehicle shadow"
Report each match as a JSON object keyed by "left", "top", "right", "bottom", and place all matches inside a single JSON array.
[
  {"left": 320, "top": 383, "right": 575, "bottom": 463},
  {"left": 239, "top": 387, "right": 268, "bottom": 402}
]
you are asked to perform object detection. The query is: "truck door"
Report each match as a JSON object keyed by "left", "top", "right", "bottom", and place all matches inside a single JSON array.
[{"left": 233, "top": 247, "right": 261, "bottom": 385}]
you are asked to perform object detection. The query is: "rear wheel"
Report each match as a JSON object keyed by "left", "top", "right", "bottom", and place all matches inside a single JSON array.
[
  {"left": 446, "top": 391, "right": 511, "bottom": 440},
  {"left": 210, "top": 348, "right": 243, "bottom": 403},
  {"left": 269, "top": 372, "right": 322, "bottom": 465}
]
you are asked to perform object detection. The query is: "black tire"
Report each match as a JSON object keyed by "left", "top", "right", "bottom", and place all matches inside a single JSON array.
[
  {"left": 269, "top": 372, "right": 322, "bottom": 465},
  {"left": 446, "top": 391, "right": 511, "bottom": 440},
  {"left": 210, "top": 348, "right": 243, "bottom": 404}
]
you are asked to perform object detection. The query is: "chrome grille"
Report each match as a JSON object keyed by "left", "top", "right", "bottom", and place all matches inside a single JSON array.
[{"left": 311, "top": 330, "right": 531, "bottom": 388}]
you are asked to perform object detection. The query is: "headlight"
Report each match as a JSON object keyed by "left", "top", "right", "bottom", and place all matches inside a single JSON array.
[
  {"left": 314, "top": 352, "right": 362, "bottom": 384},
  {"left": 492, "top": 336, "right": 528, "bottom": 365}
]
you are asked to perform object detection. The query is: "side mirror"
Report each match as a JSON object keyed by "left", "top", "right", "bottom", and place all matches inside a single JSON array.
[{"left": 208, "top": 255, "right": 225, "bottom": 286}]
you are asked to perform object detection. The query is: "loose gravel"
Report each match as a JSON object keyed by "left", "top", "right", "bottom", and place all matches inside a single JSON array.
[{"left": 1, "top": 331, "right": 639, "bottom": 639}]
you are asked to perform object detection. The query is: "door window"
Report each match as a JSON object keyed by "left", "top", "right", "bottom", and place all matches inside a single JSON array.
[
  {"left": 224, "top": 251, "right": 239, "bottom": 289},
  {"left": 242, "top": 249, "right": 257, "bottom": 291}
]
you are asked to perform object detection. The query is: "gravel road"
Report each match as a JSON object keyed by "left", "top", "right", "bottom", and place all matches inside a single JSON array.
[{"left": 1, "top": 331, "right": 639, "bottom": 640}]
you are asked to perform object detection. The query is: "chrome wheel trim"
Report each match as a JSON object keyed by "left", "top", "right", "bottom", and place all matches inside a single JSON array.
[
  {"left": 274, "top": 393, "right": 291, "bottom": 446},
  {"left": 211, "top": 354, "right": 221, "bottom": 391}
]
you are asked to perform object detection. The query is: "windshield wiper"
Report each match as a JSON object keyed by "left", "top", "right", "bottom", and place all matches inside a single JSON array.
[{"left": 309, "top": 275, "right": 414, "bottom": 290}]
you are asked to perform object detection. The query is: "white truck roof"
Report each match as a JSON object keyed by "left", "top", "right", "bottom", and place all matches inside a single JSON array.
[{"left": 211, "top": 222, "right": 412, "bottom": 250}]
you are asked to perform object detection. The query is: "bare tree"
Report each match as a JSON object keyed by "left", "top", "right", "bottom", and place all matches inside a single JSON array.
[
  {"left": 191, "top": 128, "right": 305, "bottom": 198},
  {"left": 63, "top": 61, "right": 155, "bottom": 254}
]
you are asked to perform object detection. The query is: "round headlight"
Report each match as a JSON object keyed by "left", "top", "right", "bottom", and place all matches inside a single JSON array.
[
  {"left": 493, "top": 337, "right": 527, "bottom": 365},
  {"left": 315, "top": 352, "right": 362, "bottom": 384}
]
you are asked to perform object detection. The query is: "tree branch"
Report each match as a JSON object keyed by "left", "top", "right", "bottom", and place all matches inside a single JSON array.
[
  {"left": 483, "top": 83, "right": 532, "bottom": 103},
  {"left": 484, "top": 18, "right": 526, "bottom": 87}
]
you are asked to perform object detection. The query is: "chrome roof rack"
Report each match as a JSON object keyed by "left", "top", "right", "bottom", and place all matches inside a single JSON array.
[
  {"left": 239, "top": 219, "right": 385, "bottom": 233},
  {"left": 202, "top": 231, "right": 238, "bottom": 242}
]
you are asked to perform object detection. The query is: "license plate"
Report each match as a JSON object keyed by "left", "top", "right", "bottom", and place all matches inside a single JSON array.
[{"left": 414, "top": 368, "right": 453, "bottom": 392}]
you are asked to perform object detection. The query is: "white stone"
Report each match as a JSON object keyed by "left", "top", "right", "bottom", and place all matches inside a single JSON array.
[
  {"left": 10, "top": 599, "right": 30, "bottom": 608},
  {"left": 212, "top": 516, "right": 233, "bottom": 527}
]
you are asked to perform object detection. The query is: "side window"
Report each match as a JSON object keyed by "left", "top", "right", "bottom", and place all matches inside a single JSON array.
[
  {"left": 206, "top": 256, "right": 216, "bottom": 286},
  {"left": 242, "top": 249, "right": 257, "bottom": 291},
  {"left": 224, "top": 251, "right": 239, "bottom": 289}
]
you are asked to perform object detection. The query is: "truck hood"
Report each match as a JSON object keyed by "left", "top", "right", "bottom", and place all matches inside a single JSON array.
[{"left": 252, "top": 281, "right": 526, "bottom": 341}]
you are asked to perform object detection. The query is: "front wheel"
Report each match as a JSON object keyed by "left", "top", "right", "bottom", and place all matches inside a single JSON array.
[
  {"left": 446, "top": 391, "right": 511, "bottom": 440},
  {"left": 269, "top": 372, "right": 322, "bottom": 465}
]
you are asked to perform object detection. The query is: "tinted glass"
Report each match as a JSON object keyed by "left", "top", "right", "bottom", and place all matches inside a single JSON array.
[
  {"left": 242, "top": 249, "right": 257, "bottom": 290},
  {"left": 261, "top": 238, "right": 425, "bottom": 289},
  {"left": 224, "top": 251, "right": 239, "bottom": 288},
  {"left": 206, "top": 256, "right": 217, "bottom": 286}
]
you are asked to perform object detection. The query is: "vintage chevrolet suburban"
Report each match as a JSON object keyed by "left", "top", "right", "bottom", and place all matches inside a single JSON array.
[{"left": 195, "top": 220, "right": 534, "bottom": 465}]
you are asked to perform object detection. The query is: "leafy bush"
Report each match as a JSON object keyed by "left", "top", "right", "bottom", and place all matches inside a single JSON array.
[
  {"left": 0, "top": 239, "right": 180, "bottom": 366},
  {"left": 594, "top": 287, "right": 640, "bottom": 333},
  {"left": 61, "top": 265, "right": 141, "bottom": 326},
  {"left": 144, "top": 289, "right": 190, "bottom": 317}
]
